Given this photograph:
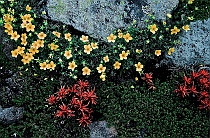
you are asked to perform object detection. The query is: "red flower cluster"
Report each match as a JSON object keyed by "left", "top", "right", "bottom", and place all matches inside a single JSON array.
[
  {"left": 174, "top": 69, "right": 210, "bottom": 110},
  {"left": 141, "top": 73, "right": 156, "bottom": 90},
  {"left": 47, "top": 80, "right": 97, "bottom": 127}
]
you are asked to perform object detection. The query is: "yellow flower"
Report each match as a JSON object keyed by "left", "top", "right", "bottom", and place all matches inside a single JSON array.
[
  {"left": 26, "top": 23, "right": 35, "bottom": 32},
  {"left": 5, "top": 29, "right": 13, "bottom": 35},
  {"left": 21, "top": 40, "right": 27, "bottom": 46},
  {"left": 25, "top": 52, "right": 34, "bottom": 61},
  {"left": 29, "top": 47, "right": 39, "bottom": 54},
  {"left": 84, "top": 44, "right": 92, "bottom": 54},
  {"left": 21, "top": 53, "right": 34, "bottom": 64},
  {"left": 119, "top": 51, "right": 128, "bottom": 60},
  {"left": 171, "top": 26, "right": 180, "bottom": 35},
  {"left": 64, "top": 33, "right": 72, "bottom": 41},
  {"left": 155, "top": 50, "right": 161, "bottom": 56},
  {"left": 169, "top": 47, "right": 175, "bottom": 53},
  {"left": 113, "top": 61, "right": 121, "bottom": 69},
  {"left": 135, "top": 62, "right": 144, "bottom": 72},
  {"left": 21, "top": 14, "right": 33, "bottom": 22},
  {"left": 37, "top": 32, "right": 46, "bottom": 39},
  {"left": 21, "top": 33, "right": 27, "bottom": 41},
  {"left": 97, "top": 64, "right": 106, "bottom": 73},
  {"left": 103, "top": 55, "right": 109, "bottom": 63},
  {"left": 135, "top": 77, "right": 138, "bottom": 81},
  {"left": 149, "top": 24, "right": 158, "bottom": 34},
  {"left": 11, "top": 49, "right": 19, "bottom": 58},
  {"left": 168, "top": 47, "right": 175, "bottom": 55},
  {"left": 26, "top": 5, "right": 31, "bottom": 11},
  {"left": 21, "top": 58, "right": 30, "bottom": 65},
  {"left": 36, "top": 39, "right": 44, "bottom": 48},
  {"left": 136, "top": 49, "right": 142, "bottom": 54},
  {"left": 123, "top": 33, "right": 132, "bottom": 42},
  {"left": 64, "top": 50, "right": 72, "bottom": 59},
  {"left": 68, "top": 61, "right": 77, "bottom": 71},
  {"left": 80, "top": 35, "right": 89, "bottom": 42},
  {"left": 188, "top": 0, "right": 194, "bottom": 4},
  {"left": 182, "top": 25, "right": 190, "bottom": 32},
  {"left": 16, "top": 46, "right": 25, "bottom": 54},
  {"left": 3, "top": 14, "right": 14, "bottom": 23},
  {"left": 163, "top": 21, "right": 166, "bottom": 25},
  {"left": 91, "top": 42, "right": 98, "bottom": 49},
  {"left": 21, "top": 21, "right": 27, "bottom": 28},
  {"left": 82, "top": 67, "right": 91, "bottom": 75},
  {"left": 107, "top": 33, "right": 117, "bottom": 43},
  {"left": 39, "top": 62, "right": 47, "bottom": 70},
  {"left": 166, "top": 13, "right": 172, "bottom": 18},
  {"left": 100, "top": 73, "right": 106, "bottom": 81},
  {"left": 49, "top": 43, "right": 59, "bottom": 51},
  {"left": 31, "top": 41, "right": 39, "bottom": 49},
  {"left": 11, "top": 31, "right": 20, "bottom": 41},
  {"left": 47, "top": 61, "right": 56, "bottom": 70},
  {"left": 126, "top": 50, "right": 130, "bottom": 55},
  {"left": 4, "top": 23, "right": 13, "bottom": 30},
  {"left": 118, "top": 32, "right": 123, "bottom": 38},
  {"left": 52, "top": 31, "right": 61, "bottom": 38}
]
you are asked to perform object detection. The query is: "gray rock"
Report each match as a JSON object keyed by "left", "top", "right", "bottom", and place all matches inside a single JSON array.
[
  {"left": 0, "top": 27, "right": 15, "bottom": 60},
  {"left": 147, "top": 0, "right": 179, "bottom": 21},
  {"left": 44, "top": 0, "right": 178, "bottom": 41},
  {"left": 0, "top": 106, "right": 2, "bottom": 112},
  {"left": 5, "top": 72, "right": 24, "bottom": 93},
  {"left": 89, "top": 121, "right": 117, "bottom": 138},
  {"left": 0, "top": 106, "right": 24, "bottom": 124},
  {"left": 166, "top": 18, "right": 210, "bottom": 68}
]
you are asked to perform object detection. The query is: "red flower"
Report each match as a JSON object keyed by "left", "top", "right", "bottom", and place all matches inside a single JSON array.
[
  {"left": 77, "top": 80, "right": 89, "bottom": 92},
  {"left": 189, "top": 85, "right": 198, "bottom": 96},
  {"left": 191, "top": 71, "right": 200, "bottom": 79},
  {"left": 55, "top": 103, "right": 75, "bottom": 118},
  {"left": 174, "top": 85, "right": 188, "bottom": 98},
  {"left": 47, "top": 95, "right": 57, "bottom": 105},
  {"left": 199, "top": 78, "right": 210, "bottom": 89},
  {"left": 199, "top": 78, "right": 208, "bottom": 84},
  {"left": 199, "top": 98, "right": 210, "bottom": 110},
  {"left": 183, "top": 75, "right": 191, "bottom": 85},
  {"left": 59, "top": 103, "right": 68, "bottom": 112},
  {"left": 198, "top": 91, "right": 209, "bottom": 101},
  {"left": 55, "top": 110, "right": 64, "bottom": 117},
  {"left": 71, "top": 84, "right": 79, "bottom": 93},
  {"left": 76, "top": 100, "right": 90, "bottom": 114},
  {"left": 78, "top": 80, "right": 89, "bottom": 88},
  {"left": 76, "top": 89, "right": 86, "bottom": 98},
  {"left": 78, "top": 114, "right": 91, "bottom": 127},
  {"left": 57, "top": 87, "right": 67, "bottom": 99},
  {"left": 83, "top": 87, "right": 97, "bottom": 105},
  {"left": 70, "top": 97, "right": 79, "bottom": 106},
  {"left": 66, "top": 109, "right": 75, "bottom": 117},
  {"left": 141, "top": 73, "right": 153, "bottom": 83},
  {"left": 65, "top": 87, "right": 73, "bottom": 94},
  {"left": 198, "top": 69, "right": 209, "bottom": 77}
]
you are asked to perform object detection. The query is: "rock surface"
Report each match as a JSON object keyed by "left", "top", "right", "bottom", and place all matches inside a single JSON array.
[
  {"left": 166, "top": 18, "right": 210, "bottom": 68},
  {"left": 89, "top": 121, "right": 117, "bottom": 138},
  {"left": 44, "top": 0, "right": 178, "bottom": 41},
  {"left": 0, "top": 106, "right": 24, "bottom": 125},
  {"left": 147, "top": 0, "right": 179, "bottom": 21},
  {"left": 0, "top": 27, "right": 15, "bottom": 60}
]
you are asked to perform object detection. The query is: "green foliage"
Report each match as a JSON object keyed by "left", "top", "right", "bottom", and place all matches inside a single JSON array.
[
  {"left": 94, "top": 80, "right": 209, "bottom": 137},
  {"left": 0, "top": 71, "right": 89, "bottom": 138}
]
